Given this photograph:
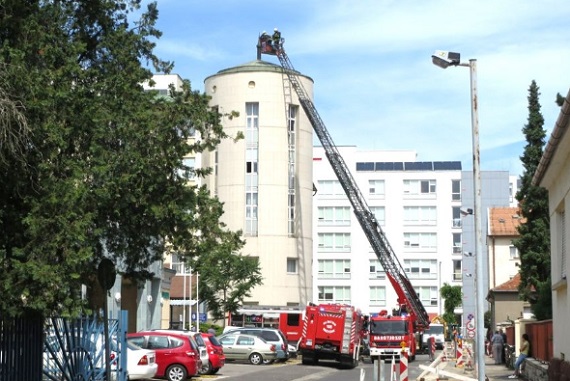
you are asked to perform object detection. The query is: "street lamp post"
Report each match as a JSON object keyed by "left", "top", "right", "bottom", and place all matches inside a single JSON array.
[{"left": 432, "top": 50, "right": 485, "bottom": 381}]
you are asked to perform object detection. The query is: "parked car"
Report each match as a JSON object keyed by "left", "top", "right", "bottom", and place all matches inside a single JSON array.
[
  {"left": 111, "top": 341, "right": 158, "bottom": 380},
  {"left": 221, "top": 327, "right": 289, "bottom": 361},
  {"left": 127, "top": 331, "right": 201, "bottom": 381},
  {"left": 200, "top": 333, "right": 225, "bottom": 374},
  {"left": 151, "top": 329, "right": 209, "bottom": 374},
  {"left": 218, "top": 333, "right": 277, "bottom": 365}
]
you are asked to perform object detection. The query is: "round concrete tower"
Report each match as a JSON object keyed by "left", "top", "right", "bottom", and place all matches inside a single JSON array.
[{"left": 203, "top": 59, "right": 314, "bottom": 308}]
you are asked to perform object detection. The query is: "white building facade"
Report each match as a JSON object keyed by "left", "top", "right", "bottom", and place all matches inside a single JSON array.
[
  {"left": 202, "top": 60, "right": 314, "bottom": 307},
  {"left": 533, "top": 89, "right": 570, "bottom": 360},
  {"left": 313, "top": 146, "right": 463, "bottom": 319}
]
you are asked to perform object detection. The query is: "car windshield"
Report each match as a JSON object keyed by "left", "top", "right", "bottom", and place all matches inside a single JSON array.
[
  {"left": 426, "top": 325, "right": 444, "bottom": 334},
  {"left": 370, "top": 320, "right": 409, "bottom": 335}
]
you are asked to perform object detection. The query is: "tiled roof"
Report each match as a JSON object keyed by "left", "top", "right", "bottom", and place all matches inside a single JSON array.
[
  {"left": 492, "top": 273, "right": 521, "bottom": 292},
  {"left": 488, "top": 207, "right": 523, "bottom": 236}
]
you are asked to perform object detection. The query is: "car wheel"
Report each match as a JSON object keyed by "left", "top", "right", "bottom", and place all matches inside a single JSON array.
[
  {"left": 211, "top": 368, "right": 220, "bottom": 374},
  {"left": 249, "top": 352, "right": 264, "bottom": 365},
  {"left": 204, "top": 361, "right": 214, "bottom": 375},
  {"left": 165, "top": 364, "right": 188, "bottom": 381}
]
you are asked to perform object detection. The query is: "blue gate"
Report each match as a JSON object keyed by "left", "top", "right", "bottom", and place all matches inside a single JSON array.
[{"left": 43, "top": 311, "right": 128, "bottom": 381}]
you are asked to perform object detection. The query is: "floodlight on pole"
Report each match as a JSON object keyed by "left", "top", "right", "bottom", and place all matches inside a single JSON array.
[{"left": 432, "top": 50, "right": 485, "bottom": 381}]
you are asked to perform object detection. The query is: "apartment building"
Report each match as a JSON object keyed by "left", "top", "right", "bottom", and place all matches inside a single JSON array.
[{"left": 312, "top": 146, "right": 463, "bottom": 319}]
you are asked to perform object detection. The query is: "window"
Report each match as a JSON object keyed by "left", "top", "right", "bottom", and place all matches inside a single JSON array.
[
  {"left": 287, "top": 258, "right": 298, "bottom": 274},
  {"left": 245, "top": 191, "right": 258, "bottom": 236},
  {"left": 245, "top": 102, "right": 259, "bottom": 236},
  {"left": 369, "top": 286, "right": 386, "bottom": 306},
  {"left": 453, "top": 233, "right": 462, "bottom": 254},
  {"left": 369, "top": 259, "right": 386, "bottom": 279},
  {"left": 318, "top": 233, "right": 351, "bottom": 252},
  {"left": 369, "top": 180, "right": 385, "bottom": 196},
  {"left": 318, "top": 206, "right": 351, "bottom": 226},
  {"left": 318, "top": 259, "right": 351, "bottom": 279},
  {"left": 170, "top": 254, "right": 191, "bottom": 274},
  {"left": 403, "top": 206, "right": 437, "bottom": 225},
  {"left": 317, "top": 180, "right": 344, "bottom": 196},
  {"left": 452, "top": 206, "right": 462, "bottom": 228},
  {"left": 288, "top": 106, "right": 298, "bottom": 236},
  {"left": 403, "top": 179, "right": 436, "bottom": 195},
  {"left": 369, "top": 207, "right": 385, "bottom": 226},
  {"left": 404, "top": 259, "right": 437, "bottom": 279},
  {"left": 318, "top": 286, "right": 351, "bottom": 303},
  {"left": 453, "top": 259, "right": 462, "bottom": 281},
  {"left": 509, "top": 245, "right": 519, "bottom": 260},
  {"left": 452, "top": 179, "right": 461, "bottom": 201},
  {"left": 179, "top": 157, "right": 196, "bottom": 179},
  {"left": 414, "top": 286, "right": 438, "bottom": 306},
  {"left": 403, "top": 233, "right": 437, "bottom": 249}
]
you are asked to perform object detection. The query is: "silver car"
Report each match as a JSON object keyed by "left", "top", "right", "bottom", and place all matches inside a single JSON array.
[{"left": 218, "top": 334, "right": 277, "bottom": 365}]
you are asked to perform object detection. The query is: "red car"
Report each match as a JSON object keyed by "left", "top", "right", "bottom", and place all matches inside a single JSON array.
[
  {"left": 127, "top": 331, "right": 201, "bottom": 381},
  {"left": 200, "top": 333, "right": 226, "bottom": 374}
]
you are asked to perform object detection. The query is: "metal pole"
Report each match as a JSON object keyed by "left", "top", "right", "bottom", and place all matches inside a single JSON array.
[
  {"left": 189, "top": 269, "right": 192, "bottom": 331},
  {"left": 468, "top": 58, "right": 485, "bottom": 381},
  {"left": 182, "top": 262, "right": 186, "bottom": 329},
  {"left": 196, "top": 272, "right": 200, "bottom": 332}
]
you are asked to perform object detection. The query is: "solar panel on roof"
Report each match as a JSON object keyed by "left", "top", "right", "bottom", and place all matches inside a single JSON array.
[{"left": 356, "top": 162, "right": 375, "bottom": 171}]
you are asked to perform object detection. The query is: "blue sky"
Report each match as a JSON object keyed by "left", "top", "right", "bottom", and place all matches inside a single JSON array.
[{"left": 143, "top": 0, "right": 570, "bottom": 176}]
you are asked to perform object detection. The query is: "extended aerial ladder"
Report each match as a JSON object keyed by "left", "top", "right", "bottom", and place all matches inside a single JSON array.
[{"left": 258, "top": 34, "right": 430, "bottom": 330}]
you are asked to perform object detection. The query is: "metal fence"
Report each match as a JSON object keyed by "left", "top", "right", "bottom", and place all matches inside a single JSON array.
[
  {"left": 0, "top": 312, "right": 44, "bottom": 381},
  {"left": 0, "top": 312, "right": 128, "bottom": 381}
]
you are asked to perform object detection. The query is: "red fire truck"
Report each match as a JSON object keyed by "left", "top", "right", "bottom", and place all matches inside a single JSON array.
[
  {"left": 368, "top": 309, "right": 418, "bottom": 362},
  {"left": 298, "top": 303, "right": 366, "bottom": 368},
  {"left": 227, "top": 306, "right": 304, "bottom": 343}
]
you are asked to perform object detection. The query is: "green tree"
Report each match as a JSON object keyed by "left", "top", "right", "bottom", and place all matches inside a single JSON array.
[
  {"left": 513, "top": 80, "right": 552, "bottom": 320},
  {"left": 0, "top": 0, "right": 236, "bottom": 317},
  {"left": 440, "top": 283, "right": 462, "bottom": 326},
  {"left": 189, "top": 229, "right": 264, "bottom": 323}
]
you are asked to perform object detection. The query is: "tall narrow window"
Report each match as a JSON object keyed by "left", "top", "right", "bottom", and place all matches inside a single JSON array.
[
  {"left": 453, "top": 233, "right": 462, "bottom": 254},
  {"left": 245, "top": 102, "right": 259, "bottom": 236},
  {"left": 288, "top": 106, "right": 298, "bottom": 236},
  {"left": 452, "top": 206, "right": 462, "bottom": 228},
  {"left": 452, "top": 179, "right": 461, "bottom": 201},
  {"left": 453, "top": 259, "right": 462, "bottom": 281}
]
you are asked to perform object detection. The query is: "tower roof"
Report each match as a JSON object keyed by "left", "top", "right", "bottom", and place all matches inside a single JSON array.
[{"left": 204, "top": 59, "right": 312, "bottom": 82}]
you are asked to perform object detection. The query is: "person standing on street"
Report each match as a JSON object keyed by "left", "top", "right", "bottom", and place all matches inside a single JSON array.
[
  {"left": 500, "top": 328, "right": 508, "bottom": 363},
  {"left": 491, "top": 330, "right": 504, "bottom": 365}
]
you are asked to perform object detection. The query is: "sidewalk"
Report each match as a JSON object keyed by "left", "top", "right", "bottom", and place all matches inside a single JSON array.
[{"left": 419, "top": 351, "right": 514, "bottom": 381}]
